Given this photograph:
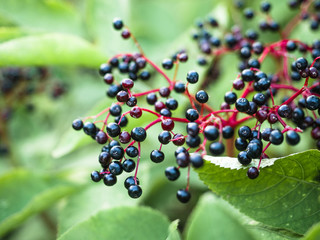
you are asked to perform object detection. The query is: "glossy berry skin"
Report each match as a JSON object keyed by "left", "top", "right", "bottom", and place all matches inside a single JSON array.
[
  {"left": 116, "top": 90, "right": 129, "bottom": 102},
  {"left": 204, "top": 125, "right": 219, "bottom": 141},
  {"left": 103, "top": 174, "right": 117, "bottom": 186},
  {"left": 261, "top": 128, "right": 272, "bottom": 141},
  {"left": 174, "top": 82, "right": 185, "bottom": 93},
  {"left": 295, "top": 57, "right": 308, "bottom": 70},
  {"left": 224, "top": 91, "right": 237, "bottom": 105},
  {"left": 110, "top": 146, "right": 124, "bottom": 160},
  {"left": 161, "top": 119, "right": 175, "bottom": 131},
  {"left": 186, "top": 135, "right": 201, "bottom": 148},
  {"left": 109, "top": 104, "right": 122, "bottom": 116},
  {"left": 306, "top": 95, "right": 320, "bottom": 110},
  {"left": 126, "top": 96, "right": 137, "bottom": 107},
  {"left": 186, "top": 108, "right": 199, "bottom": 122},
  {"left": 237, "top": 151, "right": 252, "bottom": 165},
  {"left": 124, "top": 176, "right": 139, "bottom": 189},
  {"left": 122, "top": 159, "right": 135, "bottom": 172},
  {"left": 83, "top": 122, "right": 97, "bottom": 136},
  {"left": 238, "top": 126, "right": 252, "bottom": 139},
  {"left": 165, "top": 166, "right": 180, "bottom": 181},
  {"left": 190, "top": 153, "right": 204, "bottom": 168},
  {"left": 91, "top": 171, "right": 101, "bottom": 182},
  {"left": 246, "top": 142, "right": 262, "bottom": 158},
  {"left": 177, "top": 189, "right": 191, "bottom": 203},
  {"left": 146, "top": 93, "right": 157, "bottom": 105},
  {"left": 261, "top": 1, "right": 271, "bottom": 12},
  {"left": 222, "top": 126, "right": 234, "bottom": 139},
  {"left": 172, "top": 134, "right": 185, "bottom": 146},
  {"left": 247, "top": 167, "right": 259, "bottom": 179},
  {"left": 113, "top": 18, "right": 123, "bottom": 30},
  {"left": 160, "top": 108, "right": 171, "bottom": 117},
  {"left": 269, "top": 129, "right": 284, "bottom": 145},
  {"left": 131, "top": 127, "right": 147, "bottom": 142},
  {"left": 158, "top": 131, "right": 172, "bottom": 144},
  {"left": 241, "top": 69, "right": 255, "bottom": 82},
  {"left": 195, "top": 90, "right": 209, "bottom": 103},
  {"left": 235, "top": 98, "right": 250, "bottom": 112},
  {"left": 166, "top": 98, "right": 178, "bottom": 110},
  {"left": 108, "top": 161, "right": 123, "bottom": 175},
  {"left": 99, "top": 152, "right": 111, "bottom": 168},
  {"left": 150, "top": 150, "right": 165, "bottom": 163},
  {"left": 119, "top": 131, "right": 131, "bottom": 144},
  {"left": 176, "top": 152, "right": 190, "bottom": 168},
  {"left": 126, "top": 146, "right": 139, "bottom": 158},
  {"left": 187, "top": 122, "right": 199, "bottom": 136},
  {"left": 106, "top": 122, "right": 121, "bottom": 137},
  {"left": 72, "top": 119, "right": 83, "bottom": 130},
  {"left": 99, "top": 63, "right": 112, "bottom": 76},
  {"left": 209, "top": 142, "right": 225, "bottom": 156},
  {"left": 95, "top": 131, "right": 108, "bottom": 144},
  {"left": 252, "top": 93, "right": 267, "bottom": 106},
  {"left": 130, "top": 106, "right": 142, "bottom": 118},
  {"left": 162, "top": 58, "right": 174, "bottom": 69},
  {"left": 277, "top": 105, "right": 292, "bottom": 118},
  {"left": 186, "top": 70, "right": 199, "bottom": 84},
  {"left": 128, "top": 185, "right": 142, "bottom": 198},
  {"left": 286, "top": 130, "right": 300, "bottom": 145},
  {"left": 121, "top": 29, "right": 131, "bottom": 39},
  {"left": 235, "top": 137, "right": 248, "bottom": 151}
]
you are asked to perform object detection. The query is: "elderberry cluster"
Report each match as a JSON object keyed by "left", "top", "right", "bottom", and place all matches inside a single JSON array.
[{"left": 73, "top": 1, "right": 320, "bottom": 203}]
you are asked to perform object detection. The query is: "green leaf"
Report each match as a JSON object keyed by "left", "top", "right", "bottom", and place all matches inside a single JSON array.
[
  {"left": 303, "top": 222, "right": 320, "bottom": 240},
  {"left": 0, "top": 33, "right": 106, "bottom": 67},
  {"left": 0, "top": 169, "right": 78, "bottom": 236},
  {"left": 185, "top": 193, "right": 256, "bottom": 240},
  {"left": 196, "top": 150, "right": 320, "bottom": 235},
  {"left": 58, "top": 206, "right": 171, "bottom": 240},
  {"left": 166, "top": 220, "right": 181, "bottom": 240}
]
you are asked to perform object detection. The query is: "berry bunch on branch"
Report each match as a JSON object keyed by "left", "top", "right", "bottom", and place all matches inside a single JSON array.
[{"left": 72, "top": 1, "right": 320, "bottom": 203}]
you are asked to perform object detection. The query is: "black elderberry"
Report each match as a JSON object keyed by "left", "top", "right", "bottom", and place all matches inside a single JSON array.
[
  {"left": 83, "top": 122, "right": 97, "bottom": 136},
  {"left": 247, "top": 167, "right": 259, "bottom": 179},
  {"left": 110, "top": 146, "right": 124, "bottom": 160},
  {"left": 91, "top": 171, "right": 101, "bottom": 182},
  {"left": 195, "top": 90, "right": 209, "bottom": 103},
  {"left": 109, "top": 104, "right": 122, "bottom": 116},
  {"left": 187, "top": 122, "right": 199, "bottom": 136},
  {"left": 72, "top": 119, "right": 83, "bottom": 130},
  {"left": 109, "top": 58, "right": 119, "bottom": 67},
  {"left": 160, "top": 108, "right": 172, "bottom": 117},
  {"left": 238, "top": 126, "right": 252, "bottom": 139},
  {"left": 186, "top": 135, "right": 201, "bottom": 148},
  {"left": 158, "top": 131, "right": 172, "bottom": 144},
  {"left": 246, "top": 101, "right": 258, "bottom": 115},
  {"left": 139, "top": 70, "right": 151, "bottom": 80},
  {"left": 126, "top": 96, "right": 137, "bottom": 107},
  {"left": 128, "top": 185, "right": 142, "bottom": 198},
  {"left": 106, "top": 122, "right": 121, "bottom": 137},
  {"left": 165, "top": 166, "right": 180, "bottom": 181},
  {"left": 113, "top": 18, "right": 123, "bottom": 30},
  {"left": 130, "top": 106, "right": 142, "bottom": 118},
  {"left": 95, "top": 131, "right": 108, "bottom": 144},
  {"left": 99, "top": 63, "right": 112, "bottom": 76},
  {"left": 165, "top": 98, "right": 178, "bottom": 110},
  {"left": 222, "top": 126, "right": 234, "bottom": 139},
  {"left": 118, "top": 62, "right": 129, "bottom": 73},
  {"left": 162, "top": 58, "right": 174, "bottom": 69},
  {"left": 177, "top": 189, "right": 191, "bottom": 203},
  {"left": 124, "top": 176, "right": 139, "bottom": 189},
  {"left": 126, "top": 146, "right": 139, "bottom": 158},
  {"left": 185, "top": 108, "right": 199, "bottom": 122},
  {"left": 286, "top": 40, "right": 297, "bottom": 52},
  {"left": 150, "top": 149, "right": 165, "bottom": 163},
  {"left": 159, "top": 87, "right": 171, "bottom": 97},
  {"left": 244, "top": 8, "right": 254, "bottom": 19},
  {"left": 256, "top": 78, "right": 271, "bottom": 91},
  {"left": 246, "top": 142, "right": 262, "bottom": 158},
  {"left": 309, "top": 67, "right": 319, "bottom": 79},
  {"left": 103, "top": 173, "right": 117, "bottom": 186},
  {"left": 131, "top": 127, "right": 147, "bottom": 142},
  {"left": 224, "top": 91, "right": 237, "bottom": 105},
  {"left": 235, "top": 98, "right": 250, "bottom": 112},
  {"left": 248, "top": 59, "right": 260, "bottom": 69},
  {"left": 261, "top": 1, "right": 271, "bottom": 12},
  {"left": 190, "top": 153, "right": 204, "bottom": 168},
  {"left": 235, "top": 137, "right": 248, "bottom": 151},
  {"left": 209, "top": 142, "right": 225, "bottom": 156},
  {"left": 115, "top": 115, "right": 128, "bottom": 127},
  {"left": 277, "top": 105, "right": 292, "bottom": 118},
  {"left": 261, "top": 128, "right": 272, "bottom": 141},
  {"left": 240, "top": 47, "right": 251, "bottom": 59},
  {"left": 241, "top": 69, "right": 255, "bottom": 82},
  {"left": 175, "top": 146, "right": 188, "bottom": 157},
  {"left": 146, "top": 93, "right": 157, "bottom": 105},
  {"left": 250, "top": 130, "right": 261, "bottom": 140},
  {"left": 252, "top": 42, "right": 264, "bottom": 54},
  {"left": 107, "top": 84, "right": 121, "bottom": 98},
  {"left": 186, "top": 70, "right": 199, "bottom": 84},
  {"left": 210, "top": 37, "right": 221, "bottom": 47},
  {"left": 245, "top": 29, "right": 259, "bottom": 41},
  {"left": 237, "top": 151, "right": 252, "bottom": 165},
  {"left": 295, "top": 57, "right": 308, "bottom": 70},
  {"left": 172, "top": 133, "right": 185, "bottom": 146},
  {"left": 306, "top": 95, "right": 320, "bottom": 110},
  {"left": 286, "top": 130, "right": 300, "bottom": 145},
  {"left": 204, "top": 125, "right": 219, "bottom": 141},
  {"left": 99, "top": 151, "right": 111, "bottom": 168},
  {"left": 174, "top": 82, "right": 186, "bottom": 93},
  {"left": 269, "top": 129, "right": 284, "bottom": 145}
]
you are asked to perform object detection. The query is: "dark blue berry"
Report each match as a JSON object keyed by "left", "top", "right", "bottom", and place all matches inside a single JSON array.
[
  {"left": 186, "top": 70, "right": 199, "bottom": 84},
  {"left": 128, "top": 185, "right": 142, "bottom": 198},
  {"left": 247, "top": 167, "right": 259, "bottom": 179},
  {"left": 204, "top": 125, "right": 219, "bottom": 141},
  {"left": 150, "top": 149, "right": 165, "bottom": 163},
  {"left": 195, "top": 90, "right": 209, "bottom": 103},
  {"left": 126, "top": 146, "right": 139, "bottom": 158},
  {"left": 237, "top": 151, "right": 252, "bottom": 165},
  {"left": 190, "top": 153, "right": 204, "bottom": 168},
  {"left": 113, "top": 18, "right": 123, "bottom": 30},
  {"left": 110, "top": 146, "right": 124, "bottom": 160},
  {"left": 103, "top": 173, "right": 117, "bottom": 186},
  {"left": 165, "top": 166, "right": 180, "bottom": 181},
  {"left": 124, "top": 176, "right": 139, "bottom": 189},
  {"left": 122, "top": 159, "right": 135, "bottom": 172},
  {"left": 236, "top": 98, "right": 250, "bottom": 112},
  {"left": 177, "top": 189, "right": 191, "bottom": 203},
  {"left": 108, "top": 161, "right": 123, "bottom": 175},
  {"left": 72, "top": 119, "right": 83, "bottom": 130},
  {"left": 235, "top": 137, "right": 248, "bottom": 151},
  {"left": 131, "top": 127, "right": 147, "bottom": 142},
  {"left": 83, "top": 122, "right": 97, "bottom": 136},
  {"left": 186, "top": 108, "right": 199, "bottom": 122},
  {"left": 269, "top": 129, "right": 284, "bottom": 145},
  {"left": 209, "top": 142, "right": 225, "bottom": 156},
  {"left": 91, "top": 171, "right": 101, "bottom": 182}
]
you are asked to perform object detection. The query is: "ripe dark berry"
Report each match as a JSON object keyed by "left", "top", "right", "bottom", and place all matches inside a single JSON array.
[
  {"left": 222, "top": 126, "right": 234, "bottom": 139},
  {"left": 99, "top": 152, "right": 111, "bottom": 168},
  {"left": 256, "top": 109, "right": 268, "bottom": 123},
  {"left": 178, "top": 53, "right": 188, "bottom": 62},
  {"left": 174, "top": 82, "right": 186, "bottom": 93},
  {"left": 110, "top": 146, "right": 124, "bottom": 160},
  {"left": 95, "top": 131, "right": 108, "bottom": 144},
  {"left": 115, "top": 115, "right": 128, "bottom": 127},
  {"left": 165, "top": 98, "right": 178, "bottom": 110},
  {"left": 113, "top": 18, "right": 123, "bottom": 30},
  {"left": 235, "top": 98, "right": 250, "bottom": 112},
  {"left": 146, "top": 93, "right": 157, "bottom": 105},
  {"left": 286, "top": 40, "right": 297, "bottom": 52},
  {"left": 130, "top": 106, "right": 142, "bottom": 118},
  {"left": 108, "top": 161, "right": 123, "bottom": 175},
  {"left": 119, "top": 131, "right": 131, "bottom": 144},
  {"left": 91, "top": 171, "right": 101, "bottom": 182},
  {"left": 161, "top": 119, "right": 175, "bottom": 131},
  {"left": 269, "top": 129, "right": 284, "bottom": 145},
  {"left": 126, "top": 146, "right": 139, "bottom": 158},
  {"left": 309, "top": 67, "right": 319, "bottom": 79},
  {"left": 165, "top": 166, "right": 180, "bottom": 181},
  {"left": 116, "top": 90, "right": 129, "bottom": 102},
  {"left": 186, "top": 108, "right": 199, "bottom": 122},
  {"left": 159, "top": 87, "right": 171, "bottom": 97},
  {"left": 107, "top": 84, "right": 121, "bottom": 98},
  {"left": 160, "top": 108, "right": 172, "bottom": 117},
  {"left": 172, "top": 133, "right": 185, "bottom": 146},
  {"left": 209, "top": 142, "right": 225, "bottom": 156},
  {"left": 122, "top": 159, "right": 135, "bottom": 172},
  {"left": 139, "top": 70, "right": 151, "bottom": 80},
  {"left": 186, "top": 70, "right": 199, "bottom": 84},
  {"left": 121, "top": 78, "right": 134, "bottom": 89},
  {"left": 195, "top": 90, "right": 209, "bottom": 103},
  {"left": 126, "top": 96, "right": 137, "bottom": 107},
  {"left": 246, "top": 142, "right": 262, "bottom": 158},
  {"left": 233, "top": 79, "right": 245, "bottom": 90},
  {"left": 121, "top": 29, "right": 131, "bottom": 39},
  {"left": 186, "top": 135, "right": 201, "bottom": 148},
  {"left": 124, "top": 176, "right": 139, "bottom": 189},
  {"left": 241, "top": 69, "right": 255, "bottom": 82},
  {"left": 237, "top": 151, "right": 252, "bottom": 165},
  {"left": 128, "top": 185, "right": 142, "bottom": 198},
  {"left": 240, "top": 47, "right": 251, "bottom": 59},
  {"left": 103, "top": 173, "right": 117, "bottom": 186},
  {"left": 106, "top": 122, "right": 121, "bottom": 137},
  {"left": 261, "top": 1, "right": 271, "bottom": 12},
  {"left": 154, "top": 101, "right": 166, "bottom": 112},
  {"left": 252, "top": 42, "right": 264, "bottom": 54},
  {"left": 286, "top": 130, "right": 300, "bottom": 145},
  {"left": 176, "top": 152, "right": 190, "bottom": 167},
  {"left": 72, "top": 119, "right": 83, "bottom": 130},
  {"left": 277, "top": 105, "right": 292, "bottom": 118},
  {"left": 247, "top": 167, "right": 259, "bottom": 179},
  {"left": 252, "top": 93, "right": 267, "bottom": 106},
  {"left": 244, "top": 8, "right": 254, "bottom": 19},
  {"left": 238, "top": 126, "right": 252, "bottom": 139},
  {"left": 83, "top": 122, "right": 97, "bottom": 136},
  {"left": 158, "top": 131, "right": 171, "bottom": 144},
  {"left": 176, "top": 189, "right": 191, "bottom": 203},
  {"left": 187, "top": 122, "right": 199, "bottom": 136},
  {"left": 295, "top": 57, "right": 308, "bottom": 70},
  {"left": 204, "top": 125, "right": 219, "bottom": 141},
  {"left": 306, "top": 95, "right": 320, "bottom": 110},
  {"left": 190, "top": 153, "right": 204, "bottom": 168},
  {"left": 224, "top": 91, "right": 237, "bottom": 105},
  {"left": 150, "top": 149, "right": 165, "bottom": 163},
  {"left": 99, "top": 63, "right": 112, "bottom": 76},
  {"left": 235, "top": 137, "right": 248, "bottom": 151},
  {"left": 131, "top": 127, "right": 147, "bottom": 142},
  {"left": 162, "top": 58, "right": 174, "bottom": 69},
  {"left": 261, "top": 128, "right": 272, "bottom": 141},
  {"left": 109, "top": 104, "right": 122, "bottom": 116},
  {"left": 118, "top": 62, "right": 129, "bottom": 73},
  {"left": 103, "top": 73, "right": 114, "bottom": 84}
]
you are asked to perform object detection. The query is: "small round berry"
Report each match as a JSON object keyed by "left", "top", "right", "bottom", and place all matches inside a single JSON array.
[
  {"left": 162, "top": 58, "right": 174, "bottom": 69},
  {"left": 233, "top": 79, "right": 245, "bottom": 90},
  {"left": 99, "top": 63, "right": 112, "bottom": 76},
  {"left": 176, "top": 152, "right": 190, "bottom": 167},
  {"left": 306, "top": 95, "right": 320, "bottom": 110},
  {"left": 165, "top": 166, "right": 180, "bottom": 181},
  {"left": 91, "top": 171, "right": 101, "bottom": 182},
  {"left": 107, "top": 84, "right": 121, "bottom": 98},
  {"left": 178, "top": 53, "right": 188, "bottom": 62},
  {"left": 159, "top": 87, "right": 171, "bottom": 97},
  {"left": 244, "top": 8, "right": 254, "bottom": 19},
  {"left": 286, "top": 40, "right": 297, "bottom": 52},
  {"left": 146, "top": 93, "right": 157, "bottom": 105},
  {"left": 267, "top": 112, "right": 278, "bottom": 124},
  {"left": 209, "top": 142, "right": 225, "bottom": 156},
  {"left": 222, "top": 126, "right": 234, "bottom": 139},
  {"left": 130, "top": 106, "right": 142, "bottom": 118},
  {"left": 175, "top": 146, "right": 188, "bottom": 157},
  {"left": 204, "top": 125, "right": 219, "bottom": 141},
  {"left": 160, "top": 108, "right": 172, "bottom": 117},
  {"left": 187, "top": 122, "right": 199, "bottom": 136},
  {"left": 106, "top": 122, "right": 121, "bottom": 137},
  {"left": 109, "top": 58, "right": 119, "bottom": 67},
  {"left": 166, "top": 98, "right": 178, "bottom": 110},
  {"left": 139, "top": 70, "right": 151, "bottom": 80},
  {"left": 172, "top": 133, "right": 185, "bottom": 146},
  {"left": 247, "top": 167, "right": 259, "bottom": 179},
  {"left": 186, "top": 70, "right": 199, "bottom": 84},
  {"left": 116, "top": 90, "right": 129, "bottom": 102},
  {"left": 195, "top": 90, "right": 209, "bottom": 103},
  {"left": 118, "top": 62, "right": 129, "bottom": 73},
  {"left": 83, "top": 122, "right": 97, "bottom": 136},
  {"left": 126, "top": 96, "right": 137, "bottom": 107},
  {"left": 121, "top": 29, "right": 131, "bottom": 39},
  {"left": 95, "top": 131, "right": 108, "bottom": 144},
  {"left": 252, "top": 93, "right": 267, "bottom": 106},
  {"left": 174, "top": 82, "right": 186, "bottom": 93},
  {"left": 177, "top": 189, "right": 191, "bottom": 203},
  {"left": 161, "top": 119, "right": 175, "bottom": 131},
  {"left": 186, "top": 135, "right": 201, "bottom": 148},
  {"left": 109, "top": 104, "right": 122, "bottom": 116},
  {"left": 309, "top": 67, "right": 319, "bottom": 79},
  {"left": 126, "top": 146, "right": 139, "bottom": 158},
  {"left": 238, "top": 126, "right": 252, "bottom": 139},
  {"left": 190, "top": 153, "right": 204, "bottom": 168},
  {"left": 295, "top": 57, "right": 308, "bottom": 70},
  {"left": 252, "top": 42, "right": 264, "bottom": 54},
  {"left": 72, "top": 119, "right": 83, "bottom": 130},
  {"left": 103, "top": 73, "right": 114, "bottom": 84},
  {"left": 261, "top": 1, "right": 271, "bottom": 12},
  {"left": 224, "top": 91, "right": 237, "bottom": 105},
  {"left": 158, "top": 131, "right": 171, "bottom": 144},
  {"left": 256, "top": 109, "right": 268, "bottom": 123},
  {"left": 128, "top": 185, "right": 142, "bottom": 198},
  {"left": 154, "top": 101, "right": 166, "bottom": 112},
  {"left": 108, "top": 161, "right": 123, "bottom": 175},
  {"left": 131, "top": 127, "right": 147, "bottom": 142},
  {"left": 237, "top": 151, "right": 252, "bottom": 165},
  {"left": 99, "top": 152, "right": 111, "bottom": 167},
  {"left": 269, "top": 129, "right": 284, "bottom": 145},
  {"left": 113, "top": 18, "right": 123, "bottom": 30},
  {"left": 121, "top": 78, "right": 134, "bottom": 89},
  {"left": 261, "top": 128, "right": 272, "bottom": 141},
  {"left": 119, "top": 131, "right": 131, "bottom": 144},
  {"left": 150, "top": 149, "right": 165, "bottom": 163},
  {"left": 277, "top": 105, "right": 292, "bottom": 118},
  {"left": 235, "top": 137, "right": 248, "bottom": 151},
  {"left": 286, "top": 130, "right": 300, "bottom": 145},
  {"left": 110, "top": 146, "right": 124, "bottom": 160},
  {"left": 241, "top": 69, "right": 255, "bottom": 82},
  {"left": 235, "top": 98, "right": 250, "bottom": 112},
  {"left": 122, "top": 159, "right": 135, "bottom": 172},
  {"left": 246, "top": 142, "right": 262, "bottom": 158},
  {"left": 124, "top": 176, "right": 139, "bottom": 189},
  {"left": 103, "top": 173, "right": 117, "bottom": 186},
  {"left": 186, "top": 108, "right": 199, "bottom": 122},
  {"left": 115, "top": 115, "right": 128, "bottom": 127}
]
